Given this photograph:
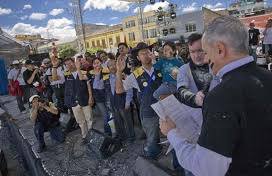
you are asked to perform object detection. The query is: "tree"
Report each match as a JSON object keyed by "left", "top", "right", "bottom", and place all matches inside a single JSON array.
[
  {"left": 58, "top": 45, "right": 77, "bottom": 59},
  {"left": 86, "top": 47, "right": 103, "bottom": 55}
]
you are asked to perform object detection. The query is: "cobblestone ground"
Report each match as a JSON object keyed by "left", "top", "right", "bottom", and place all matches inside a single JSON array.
[
  {"left": 0, "top": 119, "right": 30, "bottom": 176},
  {"left": 1, "top": 95, "right": 170, "bottom": 176}
]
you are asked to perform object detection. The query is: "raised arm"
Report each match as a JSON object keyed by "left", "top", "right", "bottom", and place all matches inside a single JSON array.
[
  {"left": 75, "top": 58, "right": 88, "bottom": 80},
  {"left": 26, "top": 69, "right": 39, "bottom": 84},
  {"left": 115, "top": 55, "right": 126, "bottom": 94},
  {"left": 51, "top": 58, "right": 61, "bottom": 81}
]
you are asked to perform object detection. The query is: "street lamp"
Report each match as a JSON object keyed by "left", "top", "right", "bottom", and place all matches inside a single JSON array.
[
  {"left": 155, "top": 2, "right": 177, "bottom": 37},
  {"left": 170, "top": 12, "right": 176, "bottom": 19},
  {"left": 170, "top": 28, "right": 175, "bottom": 34},
  {"left": 169, "top": 3, "right": 177, "bottom": 19},
  {"left": 157, "top": 15, "right": 163, "bottom": 21},
  {"left": 150, "top": 0, "right": 155, "bottom": 4},
  {"left": 162, "top": 29, "right": 168, "bottom": 36}
]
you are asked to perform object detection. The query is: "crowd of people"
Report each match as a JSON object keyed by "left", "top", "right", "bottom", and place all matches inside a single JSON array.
[{"left": 6, "top": 16, "right": 272, "bottom": 176}]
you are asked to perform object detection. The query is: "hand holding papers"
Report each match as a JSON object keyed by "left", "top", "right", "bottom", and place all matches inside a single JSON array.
[{"left": 152, "top": 95, "right": 203, "bottom": 144}]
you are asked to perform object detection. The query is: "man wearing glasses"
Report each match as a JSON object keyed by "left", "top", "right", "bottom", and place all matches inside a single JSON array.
[{"left": 176, "top": 33, "right": 212, "bottom": 108}]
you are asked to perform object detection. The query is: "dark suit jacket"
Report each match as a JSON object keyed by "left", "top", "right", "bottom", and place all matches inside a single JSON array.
[{"left": 199, "top": 62, "right": 272, "bottom": 176}]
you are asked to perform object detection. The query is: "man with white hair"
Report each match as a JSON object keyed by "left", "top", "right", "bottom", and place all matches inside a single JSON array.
[{"left": 160, "top": 16, "right": 272, "bottom": 176}]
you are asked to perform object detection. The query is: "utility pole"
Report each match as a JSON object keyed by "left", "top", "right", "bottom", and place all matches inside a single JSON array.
[
  {"left": 71, "top": 0, "right": 86, "bottom": 53},
  {"left": 138, "top": 0, "right": 145, "bottom": 42},
  {"left": 123, "top": 0, "right": 146, "bottom": 42}
]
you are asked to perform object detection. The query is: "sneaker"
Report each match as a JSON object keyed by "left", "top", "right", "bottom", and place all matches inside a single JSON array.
[
  {"left": 141, "top": 145, "right": 163, "bottom": 160},
  {"left": 21, "top": 110, "right": 27, "bottom": 114}
]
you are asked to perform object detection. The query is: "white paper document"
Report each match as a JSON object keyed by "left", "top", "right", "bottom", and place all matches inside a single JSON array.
[{"left": 151, "top": 95, "right": 203, "bottom": 153}]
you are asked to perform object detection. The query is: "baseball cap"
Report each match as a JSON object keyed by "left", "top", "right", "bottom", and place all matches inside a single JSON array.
[
  {"left": 29, "top": 95, "right": 40, "bottom": 103},
  {"left": 132, "top": 42, "right": 150, "bottom": 56},
  {"left": 42, "top": 58, "right": 50, "bottom": 64},
  {"left": 12, "top": 60, "right": 20, "bottom": 65}
]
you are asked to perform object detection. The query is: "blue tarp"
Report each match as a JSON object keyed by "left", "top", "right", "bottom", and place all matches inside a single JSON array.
[{"left": 0, "top": 58, "right": 8, "bottom": 95}]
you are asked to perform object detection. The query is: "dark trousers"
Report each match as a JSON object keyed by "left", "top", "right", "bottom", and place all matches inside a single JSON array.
[
  {"left": 265, "top": 44, "right": 272, "bottom": 56},
  {"left": 113, "top": 107, "right": 135, "bottom": 141},
  {"left": 96, "top": 102, "right": 112, "bottom": 136},
  {"left": 52, "top": 84, "right": 67, "bottom": 112},
  {"left": 44, "top": 86, "right": 53, "bottom": 102},
  {"left": 34, "top": 122, "right": 64, "bottom": 147},
  {"left": 141, "top": 113, "right": 161, "bottom": 158},
  {"left": 16, "top": 95, "right": 25, "bottom": 112},
  {"left": 21, "top": 85, "right": 28, "bottom": 104},
  {"left": 26, "top": 87, "right": 39, "bottom": 108},
  {"left": 16, "top": 85, "right": 26, "bottom": 112},
  {"left": 64, "top": 109, "right": 78, "bottom": 133}
]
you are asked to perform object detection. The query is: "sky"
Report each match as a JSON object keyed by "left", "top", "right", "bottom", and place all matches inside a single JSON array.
[{"left": 0, "top": 0, "right": 271, "bottom": 43}]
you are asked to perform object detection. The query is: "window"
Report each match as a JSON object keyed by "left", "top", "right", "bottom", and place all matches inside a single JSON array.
[
  {"left": 116, "top": 36, "right": 120, "bottom": 45},
  {"left": 149, "top": 28, "right": 157, "bottom": 38},
  {"left": 109, "top": 38, "right": 113, "bottom": 45},
  {"left": 185, "top": 23, "right": 196, "bottom": 33},
  {"left": 128, "top": 32, "right": 135, "bottom": 41},
  {"left": 102, "top": 39, "right": 106, "bottom": 48},
  {"left": 96, "top": 40, "right": 101, "bottom": 47},
  {"left": 143, "top": 30, "right": 149, "bottom": 39},
  {"left": 139, "top": 16, "right": 155, "bottom": 25},
  {"left": 86, "top": 42, "right": 90, "bottom": 48},
  {"left": 92, "top": 41, "right": 95, "bottom": 47},
  {"left": 125, "top": 20, "right": 136, "bottom": 28}
]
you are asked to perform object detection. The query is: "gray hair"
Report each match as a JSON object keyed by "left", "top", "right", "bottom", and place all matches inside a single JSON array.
[{"left": 203, "top": 16, "right": 249, "bottom": 54}]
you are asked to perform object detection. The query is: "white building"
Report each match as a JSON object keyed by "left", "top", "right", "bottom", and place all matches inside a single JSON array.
[
  {"left": 228, "top": 0, "right": 267, "bottom": 17},
  {"left": 159, "top": 8, "right": 229, "bottom": 42}
]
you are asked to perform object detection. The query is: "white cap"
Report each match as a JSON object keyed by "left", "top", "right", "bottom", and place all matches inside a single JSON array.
[
  {"left": 74, "top": 53, "right": 84, "bottom": 59},
  {"left": 42, "top": 58, "right": 50, "bottom": 64},
  {"left": 12, "top": 60, "right": 20, "bottom": 65},
  {"left": 29, "top": 95, "right": 40, "bottom": 103}
]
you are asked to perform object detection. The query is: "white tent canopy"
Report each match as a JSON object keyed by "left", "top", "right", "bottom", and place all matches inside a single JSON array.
[{"left": 0, "top": 28, "right": 29, "bottom": 60}]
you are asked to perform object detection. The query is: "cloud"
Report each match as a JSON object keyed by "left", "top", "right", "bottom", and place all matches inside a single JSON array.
[
  {"left": 134, "top": 1, "right": 169, "bottom": 13},
  {"left": 95, "top": 23, "right": 106, "bottom": 25},
  {"left": 180, "top": 2, "right": 225, "bottom": 14},
  {"left": 20, "top": 15, "right": 28, "bottom": 20},
  {"left": 143, "top": 1, "right": 169, "bottom": 12},
  {"left": 110, "top": 17, "right": 119, "bottom": 20},
  {"left": 23, "top": 4, "right": 32, "bottom": 10},
  {"left": 49, "top": 8, "right": 64, "bottom": 16},
  {"left": 203, "top": 2, "right": 225, "bottom": 11},
  {"left": 7, "top": 17, "right": 76, "bottom": 43},
  {"left": 0, "top": 7, "right": 12, "bottom": 15},
  {"left": 133, "top": 7, "right": 139, "bottom": 13},
  {"left": 182, "top": 2, "right": 198, "bottom": 13},
  {"left": 84, "top": 0, "right": 130, "bottom": 12},
  {"left": 29, "top": 13, "right": 47, "bottom": 20}
]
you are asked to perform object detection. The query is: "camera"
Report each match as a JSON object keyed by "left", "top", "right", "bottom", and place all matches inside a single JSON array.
[
  {"left": 128, "top": 52, "right": 141, "bottom": 68},
  {"left": 38, "top": 99, "right": 46, "bottom": 104}
]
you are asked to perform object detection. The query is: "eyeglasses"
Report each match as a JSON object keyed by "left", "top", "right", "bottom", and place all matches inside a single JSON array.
[{"left": 189, "top": 49, "right": 206, "bottom": 54}]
